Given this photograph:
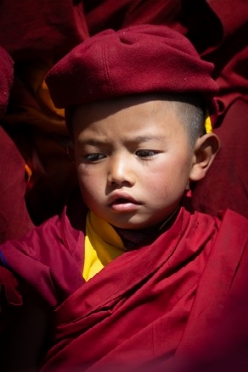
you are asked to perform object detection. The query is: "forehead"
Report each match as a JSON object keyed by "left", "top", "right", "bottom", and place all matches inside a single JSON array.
[{"left": 71, "top": 94, "right": 183, "bottom": 133}]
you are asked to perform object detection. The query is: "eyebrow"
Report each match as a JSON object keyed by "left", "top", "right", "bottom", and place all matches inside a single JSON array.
[
  {"left": 131, "top": 135, "right": 165, "bottom": 143},
  {"left": 78, "top": 139, "right": 106, "bottom": 146},
  {"left": 79, "top": 135, "right": 165, "bottom": 145}
]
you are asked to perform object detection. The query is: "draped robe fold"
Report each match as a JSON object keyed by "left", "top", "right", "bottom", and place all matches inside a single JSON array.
[{"left": 1, "top": 195, "right": 248, "bottom": 371}]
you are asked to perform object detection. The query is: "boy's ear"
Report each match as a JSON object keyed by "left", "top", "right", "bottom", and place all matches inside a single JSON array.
[{"left": 189, "top": 133, "right": 220, "bottom": 182}]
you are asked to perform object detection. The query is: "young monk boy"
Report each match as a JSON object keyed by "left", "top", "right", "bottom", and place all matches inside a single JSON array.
[{"left": 1, "top": 24, "right": 248, "bottom": 372}]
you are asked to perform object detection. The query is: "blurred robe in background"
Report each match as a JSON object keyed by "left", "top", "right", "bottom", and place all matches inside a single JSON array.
[{"left": 0, "top": 0, "right": 89, "bottom": 231}]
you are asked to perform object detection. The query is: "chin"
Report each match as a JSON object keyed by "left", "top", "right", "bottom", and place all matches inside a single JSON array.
[{"left": 108, "top": 217, "right": 155, "bottom": 230}]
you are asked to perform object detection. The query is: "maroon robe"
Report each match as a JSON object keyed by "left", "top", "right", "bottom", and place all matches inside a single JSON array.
[{"left": 1, "top": 191, "right": 248, "bottom": 371}]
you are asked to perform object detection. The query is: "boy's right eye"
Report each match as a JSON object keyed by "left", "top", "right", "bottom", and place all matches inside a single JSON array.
[
  {"left": 84, "top": 153, "right": 105, "bottom": 162},
  {"left": 136, "top": 149, "right": 158, "bottom": 158}
]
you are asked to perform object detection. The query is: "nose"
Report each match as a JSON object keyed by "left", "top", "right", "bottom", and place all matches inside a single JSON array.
[{"left": 107, "top": 155, "right": 135, "bottom": 186}]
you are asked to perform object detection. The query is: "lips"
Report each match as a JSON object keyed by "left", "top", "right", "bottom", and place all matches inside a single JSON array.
[
  {"left": 113, "top": 198, "right": 132, "bottom": 204},
  {"left": 108, "top": 192, "right": 139, "bottom": 206},
  {"left": 108, "top": 192, "right": 140, "bottom": 212}
]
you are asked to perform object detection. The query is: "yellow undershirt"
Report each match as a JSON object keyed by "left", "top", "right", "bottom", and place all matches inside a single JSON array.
[{"left": 83, "top": 212, "right": 126, "bottom": 281}]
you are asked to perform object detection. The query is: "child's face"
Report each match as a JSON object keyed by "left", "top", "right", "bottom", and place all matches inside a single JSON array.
[{"left": 73, "top": 96, "right": 196, "bottom": 229}]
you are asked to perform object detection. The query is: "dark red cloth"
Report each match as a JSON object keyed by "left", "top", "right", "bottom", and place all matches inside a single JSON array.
[
  {"left": 46, "top": 24, "right": 218, "bottom": 119},
  {"left": 0, "top": 45, "right": 34, "bottom": 242},
  {"left": 0, "top": 1, "right": 89, "bottom": 226},
  {"left": 84, "top": 0, "right": 248, "bottom": 116},
  {"left": 41, "top": 208, "right": 248, "bottom": 372},
  {"left": 0, "top": 266, "right": 23, "bottom": 339},
  {"left": 192, "top": 98, "right": 248, "bottom": 219},
  {"left": 0, "top": 127, "right": 34, "bottom": 243},
  {"left": 0, "top": 192, "right": 248, "bottom": 370},
  {"left": 83, "top": 0, "right": 184, "bottom": 35},
  {"left": 190, "top": 1, "right": 248, "bottom": 219},
  {"left": 202, "top": 0, "right": 248, "bottom": 114},
  {"left": 0, "top": 189, "right": 87, "bottom": 307},
  {"left": 0, "top": 45, "right": 13, "bottom": 117},
  {"left": 0, "top": 266, "right": 22, "bottom": 307},
  {"left": 0, "top": 0, "right": 89, "bottom": 62}
]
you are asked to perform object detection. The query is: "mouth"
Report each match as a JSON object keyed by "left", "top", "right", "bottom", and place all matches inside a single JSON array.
[
  {"left": 108, "top": 194, "right": 140, "bottom": 212},
  {"left": 113, "top": 198, "right": 134, "bottom": 204}
]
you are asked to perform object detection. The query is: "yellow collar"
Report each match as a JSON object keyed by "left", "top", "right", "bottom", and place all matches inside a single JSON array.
[{"left": 83, "top": 212, "right": 125, "bottom": 281}]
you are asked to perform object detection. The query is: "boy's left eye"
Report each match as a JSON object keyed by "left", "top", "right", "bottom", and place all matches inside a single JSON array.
[
  {"left": 85, "top": 153, "right": 105, "bottom": 162},
  {"left": 136, "top": 150, "right": 158, "bottom": 158}
]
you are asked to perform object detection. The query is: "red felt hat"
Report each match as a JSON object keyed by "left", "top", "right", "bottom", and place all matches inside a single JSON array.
[
  {"left": 46, "top": 24, "right": 218, "bottom": 119},
  {"left": 0, "top": 45, "right": 13, "bottom": 117}
]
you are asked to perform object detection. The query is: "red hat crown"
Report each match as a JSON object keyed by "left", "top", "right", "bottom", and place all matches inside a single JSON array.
[{"left": 46, "top": 24, "right": 218, "bottom": 118}]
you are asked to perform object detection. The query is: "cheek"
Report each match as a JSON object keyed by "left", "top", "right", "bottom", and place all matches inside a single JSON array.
[
  {"left": 76, "top": 163, "right": 97, "bottom": 182},
  {"left": 77, "top": 165, "right": 92, "bottom": 192},
  {"left": 139, "top": 169, "right": 169, "bottom": 204},
  {"left": 77, "top": 166, "right": 103, "bottom": 202},
  {"left": 77, "top": 165, "right": 86, "bottom": 186},
  {"left": 146, "top": 156, "right": 191, "bottom": 194}
]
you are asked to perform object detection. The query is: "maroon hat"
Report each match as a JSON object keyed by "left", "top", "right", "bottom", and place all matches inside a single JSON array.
[
  {"left": 0, "top": 45, "right": 13, "bottom": 117},
  {"left": 46, "top": 24, "right": 218, "bottom": 117}
]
